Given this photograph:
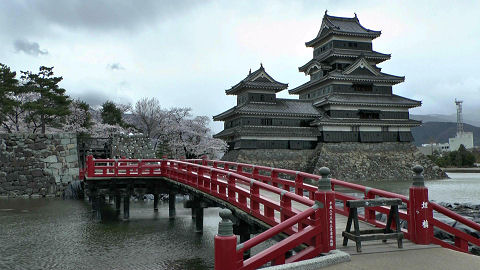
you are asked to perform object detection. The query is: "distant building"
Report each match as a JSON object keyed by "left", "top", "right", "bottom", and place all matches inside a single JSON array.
[
  {"left": 418, "top": 143, "right": 450, "bottom": 156},
  {"left": 449, "top": 132, "right": 474, "bottom": 151},
  {"left": 214, "top": 12, "right": 422, "bottom": 150}
]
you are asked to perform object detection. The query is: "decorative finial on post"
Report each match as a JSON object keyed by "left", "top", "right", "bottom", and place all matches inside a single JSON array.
[
  {"left": 412, "top": 165, "right": 424, "bottom": 187},
  {"left": 218, "top": 209, "right": 233, "bottom": 236},
  {"left": 318, "top": 167, "right": 331, "bottom": 191}
]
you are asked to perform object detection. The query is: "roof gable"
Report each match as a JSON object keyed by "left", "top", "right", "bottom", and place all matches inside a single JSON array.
[
  {"left": 343, "top": 57, "right": 380, "bottom": 76},
  {"left": 225, "top": 64, "right": 288, "bottom": 95},
  {"left": 306, "top": 12, "right": 381, "bottom": 47}
]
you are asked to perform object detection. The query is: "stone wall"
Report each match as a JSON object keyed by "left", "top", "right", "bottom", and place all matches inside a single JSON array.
[
  {"left": 312, "top": 142, "right": 447, "bottom": 181},
  {"left": 111, "top": 134, "right": 155, "bottom": 158},
  {"left": 221, "top": 142, "right": 447, "bottom": 181},
  {"left": 221, "top": 149, "right": 318, "bottom": 172},
  {"left": 0, "top": 133, "right": 79, "bottom": 197}
]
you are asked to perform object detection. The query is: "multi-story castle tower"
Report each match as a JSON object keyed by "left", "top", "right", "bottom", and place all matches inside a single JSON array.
[
  {"left": 289, "top": 12, "right": 421, "bottom": 143},
  {"left": 214, "top": 12, "right": 422, "bottom": 150}
]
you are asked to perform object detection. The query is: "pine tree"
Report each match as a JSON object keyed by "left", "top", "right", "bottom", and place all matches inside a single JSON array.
[
  {"left": 0, "top": 63, "right": 19, "bottom": 132},
  {"left": 21, "top": 66, "right": 71, "bottom": 134},
  {"left": 100, "top": 101, "right": 123, "bottom": 126}
]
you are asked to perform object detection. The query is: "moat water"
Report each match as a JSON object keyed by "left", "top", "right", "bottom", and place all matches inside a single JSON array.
[{"left": 0, "top": 173, "right": 479, "bottom": 270}]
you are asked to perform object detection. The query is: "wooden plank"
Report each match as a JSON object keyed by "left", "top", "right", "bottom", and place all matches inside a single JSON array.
[{"left": 346, "top": 198, "right": 402, "bottom": 208}]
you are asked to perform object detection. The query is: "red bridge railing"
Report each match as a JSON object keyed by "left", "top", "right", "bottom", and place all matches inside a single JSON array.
[
  {"left": 187, "top": 158, "right": 480, "bottom": 255},
  {"left": 83, "top": 156, "right": 334, "bottom": 269},
  {"left": 82, "top": 156, "right": 480, "bottom": 268}
]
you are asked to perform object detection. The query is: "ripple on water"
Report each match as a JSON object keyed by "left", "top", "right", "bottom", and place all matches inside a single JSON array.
[{"left": 0, "top": 199, "right": 216, "bottom": 270}]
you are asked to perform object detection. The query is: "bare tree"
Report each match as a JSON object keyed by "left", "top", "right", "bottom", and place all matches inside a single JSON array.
[{"left": 133, "top": 97, "right": 164, "bottom": 138}]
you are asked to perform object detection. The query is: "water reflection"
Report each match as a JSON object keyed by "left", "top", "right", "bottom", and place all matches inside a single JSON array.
[
  {"left": 0, "top": 198, "right": 219, "bottom": 270},
  {"left": 351, "top": 173, "right": 480, "bottom": 204}
]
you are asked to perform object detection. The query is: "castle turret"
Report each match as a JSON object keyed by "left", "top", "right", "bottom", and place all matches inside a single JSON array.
[{"left": 289, "top": 12, "right": 421, "bottom": 142}]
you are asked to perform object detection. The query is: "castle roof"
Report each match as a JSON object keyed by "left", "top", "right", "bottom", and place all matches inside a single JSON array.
[
  {"left": 311, "top": 115, "right": 421, "bottom": 127},
  {"left": 313, "top": 93, "right": 421, "bottom": 108},
  {"left": 225, "top": 64, "right": 288, "bottom": 95},
  {"left": 306, "top": 13, "right": 381, "bottom": 48},
  {"left": 299, "top": 49, "right": 391, "bottom": 74},
  {"left": 213, "top": 126, "right": 321, "bottom": 139},
  {"left": 213, "top": 99, "right": 321, "bottom": 121}
]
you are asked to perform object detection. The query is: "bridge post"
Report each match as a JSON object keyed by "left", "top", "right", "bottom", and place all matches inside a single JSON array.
[
  {"left": 123, "top": 194, "right": 130, "bottom": 220},
  {"left": 153, "top": 194, "right": 159, "bottom": 212},
  {"left": 195, "top": 207, "right": 204, "bottom": 233},
  {"left": 408, "top": 165, "right": 433, "bottom": 244},
  {"left": 115, "top": 194, "right": 121, "bottom": 216},
  {"left": 314, "top": 167, "right": 336, "bottom": 253},
  {"left": 215, "top": 209, "right": 238, "bottom": 270},
  {"left": 169, "top": 192, "right": 176, "bottom": 219}
]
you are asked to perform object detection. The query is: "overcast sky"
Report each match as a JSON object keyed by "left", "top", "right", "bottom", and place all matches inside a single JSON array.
[{"left": 1, "top": 0, "right": 479, "bottom": 132}]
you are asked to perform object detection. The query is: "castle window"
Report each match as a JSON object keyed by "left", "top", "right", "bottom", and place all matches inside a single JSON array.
[
  {"left": 260, "top": 94, "right": 265, "bottom": 101},
  {"left": 261, "top": 119, "right": 272, "bottom": 126},
  {"left": 359, "top": 110, "right": 380, "bottom": 119},
  {"left": 353, "top": 84, "right": 373, "bottom": 92}
]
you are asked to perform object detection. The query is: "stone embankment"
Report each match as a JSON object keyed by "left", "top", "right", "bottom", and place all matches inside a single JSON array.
[
  {"left": 0, "top": 133, "right": 79, "bottom": 197},
  {"left": 312, "top": 142, "right": 447, "bottom": 181},
  {"left": 221, "top": 149, "right": 317, "bottom": 172},
  {"left": 111, "top": 134, "right": 155, "bottom": 158},
  {"left": 221, "top": 142, "right": 447, "bottom": 181}
]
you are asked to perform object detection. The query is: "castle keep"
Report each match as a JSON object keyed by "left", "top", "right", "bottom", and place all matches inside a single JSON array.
[{"left": 214, "top": 13, "right": 421, "bottom": 151}]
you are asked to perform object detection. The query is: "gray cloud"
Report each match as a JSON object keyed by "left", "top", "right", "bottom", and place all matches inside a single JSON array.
[
  {"left": 13, "top": 39, "right": 48, "bottom": 56},
  {"left": 0, "top": 0, "right": 202, "bottom": 35},
  {"left": 71, "top": 89, "right": 132, "bottom": 108},
  {"left": 108, "top": 63, "right": 125, "bottom": 71}
]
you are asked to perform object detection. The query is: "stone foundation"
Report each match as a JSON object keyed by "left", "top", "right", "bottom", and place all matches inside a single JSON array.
[
  {"left": 111, "top": 134, "right": 155, "bottom": 158},
  {"left": 0, "top": 133, "right": 79, "bottom": 197},
  {"left": 221, "top": 142, "right": 447, "bottom": 181},
  {"left": 221, "top": 149, "right": 317, "bottom": 172},
  {"left": 313, "top": 142, "right": 446, "bottom": 181}
]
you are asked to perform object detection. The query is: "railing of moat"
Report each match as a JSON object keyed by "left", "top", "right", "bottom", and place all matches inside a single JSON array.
[{"left": 81, "top": 156, "right": 480, "bottom": 269}]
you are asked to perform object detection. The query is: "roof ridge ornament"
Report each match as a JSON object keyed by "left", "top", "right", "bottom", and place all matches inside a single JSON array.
[
  {"left": 325, "top": 10, "right": 328, "bottom": 15},
  {"left": 249, "top": 68, "right": 251, "bottom": 75}
]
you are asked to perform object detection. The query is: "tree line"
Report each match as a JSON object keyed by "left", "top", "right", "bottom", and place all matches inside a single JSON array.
[{"left": 0, "top": 63, "right": 226, "bottom": 158}]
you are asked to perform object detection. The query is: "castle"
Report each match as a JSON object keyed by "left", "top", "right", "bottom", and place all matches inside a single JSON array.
[{"left": 214, "top": 12, "right": 421, "bottom": 151}]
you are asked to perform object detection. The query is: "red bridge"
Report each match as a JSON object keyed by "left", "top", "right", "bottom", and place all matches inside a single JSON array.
[{"left": 80, "top": 155, "right": 480, "bottom": 269}]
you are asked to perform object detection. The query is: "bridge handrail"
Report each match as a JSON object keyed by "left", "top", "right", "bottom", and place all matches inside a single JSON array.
[
  {"left": 188, "top": 159, "right": 410, "bottom": 218},
  {"left": 430, "top": 202, "right": 480, "bottom": 252},
  {"left": 187, "top": 159, "right": 480, "bottom": 254},
  {"left": 160, "top": 159, "right": 328, "bottom": 267},
  {"left": 82, "top": 157, "right": 480, "bottom": 258}
]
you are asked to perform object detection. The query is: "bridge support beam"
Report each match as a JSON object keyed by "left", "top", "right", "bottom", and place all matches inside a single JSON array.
[
  {"left": 153, "top": 194, "right": 159, "bottom": 212},
  {"left": 185, "top": 196, "right": 215, "bottom": 233},
  {"left": 123, "top": 195, "right": 130, "bottom": 220},
  {"left": 195, "top": 207, "right": 204, "bottom": 233},
  {"left": 234, "top": 220, "right": 251, "bottom": 259},
  {"left": 115, "top": 195, "right": 121, "bottom": 216},
  {"left": 169, "top": 192, "right": 176, "bottom": 219}
]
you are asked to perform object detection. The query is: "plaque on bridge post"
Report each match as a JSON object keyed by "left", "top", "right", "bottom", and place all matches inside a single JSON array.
[
  {"left": 314, "top": 167, "right": 336, "bottom": 252},
  {"left": 408, "top": 165, "right": 433, "bottom": 244}
]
